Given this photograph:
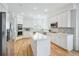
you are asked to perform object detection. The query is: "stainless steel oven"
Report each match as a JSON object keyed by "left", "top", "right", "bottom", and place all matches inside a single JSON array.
[
  {"left": 18, "top": 24, "right": 22, "bottom": 30},
  {"left": 17, "top": 24, "right": 23, "bottom": 36}
]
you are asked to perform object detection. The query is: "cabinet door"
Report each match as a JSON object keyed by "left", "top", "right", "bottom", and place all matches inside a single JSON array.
[
  {"left": 67, "top": 35, "right": 73, "bottom": 51},
  {"left": 56, "top": 33, "right": 63, "bottom": 46},
  {"left": 62, "top": 11, "right": 70, "bottom": 27},
  {"left": 58, "top": 14, "right": 63, "bottom": 27},
  {"left": 52, "top": 33, "right": 57, "bottom": 43},
  {"left": 60, "top": 34, "right": 67, "bottom": 49},
  {"left": 58, "top": 11, "right": 71, "bottom": 27},
  {"left": 17, "top": 15, "right": 23, "bottom": 24},
  {"left": 62, "top": 12, "right": 67, "bottom": 27}
]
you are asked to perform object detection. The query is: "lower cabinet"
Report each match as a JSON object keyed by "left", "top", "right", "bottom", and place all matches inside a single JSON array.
[
  {"left": 32, "top": 38, "right": 50, "bottom": 56},
  {"left": 51, "top": 33, "right": 73, "bottom": 51}
]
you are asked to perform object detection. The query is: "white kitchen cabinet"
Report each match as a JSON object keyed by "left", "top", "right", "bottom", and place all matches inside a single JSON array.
[
  {"left": 32, "top": 33, "right": 50, "bottom": 56},
  {"left": 62, "top": 11, "right": 71, "bottom": 27},
  {"left": 50, "top": 11, "right": 71, "bottom": 27},
  {"left": 57, "top": 11, "right": 71, "bottom": 27},
  {"left": 67, "top": 34, "right": 73, "bottom": 51},
  {"left": 17, "top": 15, "right": 23, "bottom": 24},
  {"left": 61, "top": 12, "right": 68, "bottom": 27},
  {"left": 51, "top": 33, "right": 73, "bottom": 51},
  {"left": 58, "top": 14, "right": 63, "bottom": 27},
  {"left": 17, "top": 18, "right": 23, "bottom": 24}
]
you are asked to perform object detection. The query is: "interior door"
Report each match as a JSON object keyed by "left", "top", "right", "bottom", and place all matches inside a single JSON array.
[{"left": 0, "top": 12, "right": 6, "bottom": 56}]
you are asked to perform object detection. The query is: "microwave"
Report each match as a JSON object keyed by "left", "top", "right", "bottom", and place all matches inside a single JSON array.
[{"left": 50, "top": 22, "right": 58, "bottom": 28}]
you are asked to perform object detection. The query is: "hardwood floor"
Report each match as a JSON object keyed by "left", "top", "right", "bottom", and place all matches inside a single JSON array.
[
  {"left": 14, "top": 38, "right": 33, "bottom": 56},
  {"left": 7, "top": 37, "right": 79, "bottom": 56},
  {"left": 7, "top": 37, "right": 33, "bottom": 56},
  {"left": 51, "top": 43, "right": 79, "bottom": 56}
]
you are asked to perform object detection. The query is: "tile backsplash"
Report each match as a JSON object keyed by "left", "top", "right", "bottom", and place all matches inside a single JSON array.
[{"left": 50, "top": 27, "right": 74, "bottom": 34}]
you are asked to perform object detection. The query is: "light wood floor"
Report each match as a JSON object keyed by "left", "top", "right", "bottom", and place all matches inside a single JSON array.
[
  {"left": 51, "top": 43, "right": 79, "bottom": 56},
  {"left": 7, "top": 38, "right": 79, "bottom": 56},
  {"left": 7, "top": 38, "right": 33, "bottom": 56}
]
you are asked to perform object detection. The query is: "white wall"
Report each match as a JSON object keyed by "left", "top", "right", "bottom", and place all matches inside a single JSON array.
[
  {"left": 75, "top": 4, "right": 79, "bottom": 50},
  {"left": 70, "top": 9, "right": 76, "bottom": 50},
  {"left": 0, "top": 3, "right": 9, "bottom": 55},
  {"left": 23, "top": 14, "right": 49, "bottom": 31}
]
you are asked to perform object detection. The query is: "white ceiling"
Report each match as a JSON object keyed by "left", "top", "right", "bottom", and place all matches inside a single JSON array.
[
  {"left": 7, "top": 3, "right": 71, "bottom": 13},
  {"left": 6, "top": 3, "right": 72, "bottom": 19}
]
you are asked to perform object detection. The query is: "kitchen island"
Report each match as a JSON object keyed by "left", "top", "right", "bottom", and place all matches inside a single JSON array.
[{"left": 32, "top": 32, "right": 51, "bottom": 56}]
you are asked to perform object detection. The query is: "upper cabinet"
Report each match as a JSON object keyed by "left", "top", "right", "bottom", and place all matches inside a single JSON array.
[
  {"left": 17, "top": 15, "right": 23, "bottom": 24},
  {"left": 50, "top": 11, "right": 71, "bottom": 27},
  {"left": 58, "top": 11, "right": 71, "bottom": 27},
  {"left": 58, "top": 12, "right": 70, "bottom": 27}
]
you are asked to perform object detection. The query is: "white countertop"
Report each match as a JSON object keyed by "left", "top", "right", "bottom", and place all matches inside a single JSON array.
[{"left": 33, "top": 32, "right": 48, "bottom": 41}]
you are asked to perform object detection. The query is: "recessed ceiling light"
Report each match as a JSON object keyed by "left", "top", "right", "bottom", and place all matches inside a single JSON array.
[
  {"left": 33, "top": 7, "right": 37, "bottom": 10},
  {"left": 44, "top": 8, "right": 48, "bottom": 12}
]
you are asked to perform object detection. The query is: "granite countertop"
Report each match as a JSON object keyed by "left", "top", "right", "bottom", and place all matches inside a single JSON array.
[{"left": 50, "top": 27, "right": 74, "bottom": 34}]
